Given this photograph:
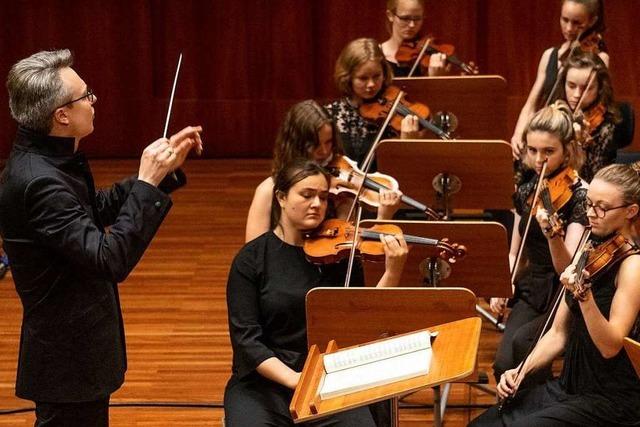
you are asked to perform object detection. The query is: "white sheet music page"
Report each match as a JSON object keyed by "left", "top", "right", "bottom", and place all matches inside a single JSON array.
[{"left": 319, "top": 330, "right": 433, "bottom": 400}]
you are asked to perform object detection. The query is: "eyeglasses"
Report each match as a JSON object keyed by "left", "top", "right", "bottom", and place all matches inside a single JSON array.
[
  {"left": 56, "top": 88, "right": 96, "bottom": 109},
  {"left": 583, "top": 197, "right": 630, "bottom": 218},
  {"left": 394, "top": 13, "right": 423, "bottom": 24}
]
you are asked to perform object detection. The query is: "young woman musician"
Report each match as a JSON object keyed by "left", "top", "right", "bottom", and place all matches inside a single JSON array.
[
  {"left": 511, "top": 0, "right": 608, "bottom": 159},
  {"left": 325, "top": 38, "right": 423, "bottom": 169},
  {"left": 380, "top": 0, "right": 448, "bottom": 77},
  {"left": 472, "top": 162, "right": 640, "bottom": 427},
  {"left": 245, "top": 100, "right": 402, "bottom": 242},
  {"left": 225, "top": 160, "right": 408, "bottom": 426},
  {"left": 491, "top": 102, "right": 588, "bottom": 385},
  {"left": 552, "top": 49, "right": 620, "bottom": 182}
]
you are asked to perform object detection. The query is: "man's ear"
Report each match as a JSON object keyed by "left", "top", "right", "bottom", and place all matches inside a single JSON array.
[{"left": 52, "top": 107, "right": 69, "bottom": 126}]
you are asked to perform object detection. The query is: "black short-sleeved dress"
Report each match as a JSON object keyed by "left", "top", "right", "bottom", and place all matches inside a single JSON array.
[
  {"left": 224, "top": 231, "right": 374, "bottom": 426},
  {"left": 493, "top": 168, "right": 588, "bottom": 383}
]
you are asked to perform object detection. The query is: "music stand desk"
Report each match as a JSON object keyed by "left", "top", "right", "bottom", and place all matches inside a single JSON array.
[
  {"left": 393, "top": 75, "right": 508, "bottom": 140},
  {"left": 375, "top": 138, "right": 514, "bottom": 212},
  {"left": 360, "top": 220, "right": 511, "bottom": 298}
]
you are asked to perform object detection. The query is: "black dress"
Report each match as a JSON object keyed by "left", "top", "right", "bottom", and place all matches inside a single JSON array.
[
  {"left": 224, "top": 231, "right": 375, "bottom": 427},
  {"left": 493, "top": 169, "right": 588, "bottom": 384},
  {"left": 579, "top": 110, "right": 617, "bottom": 183},
  {"left": 471, "top": 240, "right": 640, "bottom": 427}
]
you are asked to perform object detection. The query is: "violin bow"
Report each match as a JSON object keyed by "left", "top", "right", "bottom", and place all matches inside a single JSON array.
[
  {"left": 343, "top": 90, "right": 405, "bottom": 288},
  {"left": 346, "top": 89, "right": 405, "bottom": 223},
  {"left": 510, "top": 161, "right": 549, "bottom": 285},
  {"left": 408, "top": 37, "right": 433, "bottom": 78},
  {"left": 499, "top": 226, "right": 591, "bottom": 412}
]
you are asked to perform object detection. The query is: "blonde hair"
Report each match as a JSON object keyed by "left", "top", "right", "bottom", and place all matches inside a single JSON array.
[
  {"left": 523, "top": 101, "right": 585, "bottom": 171},
  {"left": 334, "top": 38, "right": 393, "bottom": 97},
  {"left": 593, "top": 162, "right": 640, "bottom": 206}
]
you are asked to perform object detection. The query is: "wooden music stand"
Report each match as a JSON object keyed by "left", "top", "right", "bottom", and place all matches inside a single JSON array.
[
  {"left": 375, "top": 139, "right": 513, "bottom": 217},
  {"left": 359, "top": 220, "right": 511, "bottom": 298},
  {"left": 290, "top": 287, "right": 481, "bottom": 426},
  {"left": 624, "top": 337, "right": 640, "bottom": 378},
  {"left": 393, "top": 75, "right": 508, "bottom": 140}
]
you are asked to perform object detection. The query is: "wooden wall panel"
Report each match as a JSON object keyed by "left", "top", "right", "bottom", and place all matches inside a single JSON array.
[{"left": 0, "top": 0, "right": 638, "bottom": 158}]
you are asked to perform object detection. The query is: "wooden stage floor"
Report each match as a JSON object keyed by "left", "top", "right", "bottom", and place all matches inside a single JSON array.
[{"left": 0, "top": 159, "right": 503, "bottom": 426}]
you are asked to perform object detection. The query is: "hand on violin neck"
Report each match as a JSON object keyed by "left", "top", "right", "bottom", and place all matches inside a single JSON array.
[
  {"left": 535, "top": 207, "right": 552, "bottom": 230},
  {"left": 377, "top": 188, "right": 403, "bottom": 220},
  {"left": 427, "top": 52, "right": 449, "bottom": 76},
  {"left": 400, "top": 114, "right": 427, "bottom": 139},
  {"left": 560, "top": 264, "right": 591, "bottom": 300},
  {"left": 378, "top": 233, "right": 409, "bottom": 287}
]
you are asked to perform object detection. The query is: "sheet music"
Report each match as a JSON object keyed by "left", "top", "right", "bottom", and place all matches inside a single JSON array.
[
  {"left": 319, "top": 331, "right": 433, "bottom": 400},
  {"left": 320, "top": 348, "right": 432, "bottom": 399},
  {"left": 323, "top": 331, "right": 431, "bottom": 373}
]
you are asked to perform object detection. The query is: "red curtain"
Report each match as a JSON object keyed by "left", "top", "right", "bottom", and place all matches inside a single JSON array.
[{"left": 0, "top": 0, "right": 638, "bottom": 158}]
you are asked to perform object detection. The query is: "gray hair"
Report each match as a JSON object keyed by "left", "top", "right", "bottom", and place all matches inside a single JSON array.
[{"left": 6, "top": 49, "right": 74, "bottom": 134}]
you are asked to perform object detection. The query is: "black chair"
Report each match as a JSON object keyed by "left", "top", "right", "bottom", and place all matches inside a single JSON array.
[{"left": 615, "top": 102, "right": 639, "bottom": 164}]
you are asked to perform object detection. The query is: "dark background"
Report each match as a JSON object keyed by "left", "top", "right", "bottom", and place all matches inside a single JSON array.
[{"left": 1, "top": 0, "right": 638, "bottom": 158}]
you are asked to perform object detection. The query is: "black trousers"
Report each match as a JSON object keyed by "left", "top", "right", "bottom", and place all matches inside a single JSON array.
[
  {"left": 224, "top": 374, "right": 376, "bottom": 427},
  {"left": 34, "top": 397, "right": 109, "bottom": 427},
  {"left": 492, "top": 299, "right": 552, "bottom": 385}
]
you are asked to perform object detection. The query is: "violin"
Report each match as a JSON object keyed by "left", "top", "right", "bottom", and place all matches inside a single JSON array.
[
  {"left": 573, "top": 103, "right": 606, "bottom": 148},
  {"left": 569, "top": 232, "right": 639, "bottom": 300},
  {"left": 359, "top": 85, "right": 451, "bottom": 139},
  {"left": 396, "top": 36, "right": 479, "bottom": 76},
  {"left": 328, "top": 155, "right": 440, "bottom": 219},
  {"left": 303, "top": 218, "right": 466, "bottom": 265},
  {"left": 527, "top": 167, "right": 581, "bottom": 238}
]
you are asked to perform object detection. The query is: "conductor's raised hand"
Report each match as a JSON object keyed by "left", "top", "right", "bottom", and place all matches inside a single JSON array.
[
  {"left": 169, "top": 125, "right": 204, "bottom": 163},
  {"left": 138, "top": 125, "right": 203, "bottom": 187}
]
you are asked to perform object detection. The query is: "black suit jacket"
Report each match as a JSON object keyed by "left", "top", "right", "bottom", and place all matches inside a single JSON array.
[{"left": 0, "top": 127, "right": 183, "bottom": 402}]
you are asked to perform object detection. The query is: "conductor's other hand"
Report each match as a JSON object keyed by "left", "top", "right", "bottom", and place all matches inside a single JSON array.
[{"left": 138, "top": 126, "right": 203, "bottom": 186}]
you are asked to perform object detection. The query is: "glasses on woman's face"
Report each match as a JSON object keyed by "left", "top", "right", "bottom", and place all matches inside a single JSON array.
[
  {"left": 394, "top": 13, "right": 423, "bottom": 25},
  {"left": 57, "top": 88, "right": 96, "bottom": 109},
  {"left": 583, "top": 197, "right": 630, "bottom": 218}
]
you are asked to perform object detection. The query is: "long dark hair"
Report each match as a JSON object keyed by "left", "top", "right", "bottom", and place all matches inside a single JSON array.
[
  {"left": 553, "top": 48, "right": 619, "bottom": 121},
  {"left": 272, "top": 100, "right": 343, "bottom": 177},
  {"left": 270, "top": 159, "right": 331, "bottom": 230}
]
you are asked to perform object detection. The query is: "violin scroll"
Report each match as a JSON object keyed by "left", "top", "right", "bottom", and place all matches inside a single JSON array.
[{"left": 436, "top": 238, "right": 467, "bottom": 264}]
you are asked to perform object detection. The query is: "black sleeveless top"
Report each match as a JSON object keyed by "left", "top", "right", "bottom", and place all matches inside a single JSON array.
[
  {"left": 560, "top": 241, "right": 640, "bottom": 424},
  {"left": 541, "top": 47, "right": 559, "bottom": 107}
]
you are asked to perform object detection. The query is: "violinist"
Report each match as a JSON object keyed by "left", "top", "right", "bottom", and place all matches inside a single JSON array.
[
  {"left": 325, "top": 38, "right": 424, "bottom": 169},
  {"left": 471, "top": 162, "right": 640, "bottom": 427},
  {"left": 551, "top": 49, "right": 620, "bottom": 182},
  {"left": 511, "top": 0, "right": 609, "bottom": 160},
  {"left": 225, "top": 159, "right": 408, "bottom": 427},
  {"left": 380, "top": 0, "right": 448, "bottom": 77},
  {"left": 490, "top": 102, "right": 588, "bottom": 386},
  {"left": 245, "top": 100, "right": 403, "bottom": 243}
]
